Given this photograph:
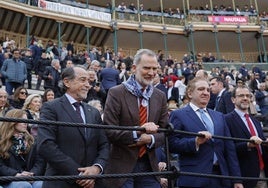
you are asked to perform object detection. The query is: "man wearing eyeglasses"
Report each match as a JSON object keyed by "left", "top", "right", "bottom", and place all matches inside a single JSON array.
[
  {"left": 225, "top": 86, "right": 268, "bottom": 188},
  {"left": 1, "top": 49, "right": 27, "bottom": 95}
]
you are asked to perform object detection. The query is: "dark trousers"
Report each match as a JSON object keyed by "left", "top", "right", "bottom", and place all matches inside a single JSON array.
[
  {"left": 179, "top": 165, "right": 229, "bottom": 188},
  {"left": 36, "top": 73, "right": 43, "bottom": 90},
  {"left": 27, "top": 69, "right": 32, "bottom": 89},
  {"left": 5, "top": 81, "right": 23, "bottom": 95},
  {"left": 122, "top": 155, "right": 160, "bottom": 188}
]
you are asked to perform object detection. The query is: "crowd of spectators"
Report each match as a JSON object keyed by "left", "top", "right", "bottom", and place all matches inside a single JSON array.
[
  {"left": 0, "top": 34, "right": 268, "bottom": 186},
  {"left": 14, "top": 0, "right": 268, "bottom": 19}
]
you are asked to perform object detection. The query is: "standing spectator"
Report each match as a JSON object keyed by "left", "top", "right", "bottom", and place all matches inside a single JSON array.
[
  {"left": 250, "top": 73, "right": 261, "bottom": 94},
  {"left": 0, "top": 109, "right": 45, "bottom": 188},
  {"left": 21, "top": 48, "right": 34, "bottom": 89},
  {"left": 209, "top": 76, "right": 234, "bottom": 114},
  {"left": 74, "top": 50, "right": 86, "bottom": 65},
  {"left": 29, "top": 40, "right": 43, "bottom": 67},
  {"left": 42, "top": 59, "right": 61, "bottom": 98},
  {"left": 0, "top": 89, "right": 12, "bottom": 117},
  {"left": 225, "top": 86, "right": 268, "bottom": 188},
  {"left": 103, "top": 49, "right": 168, "bottom": 188},
  {"left": 82, "top": 57, "right": 91, "bottom": 70},
  {"left": 90, "top": 60, "right": 101, "bottom": 81},
  {"left": 0, "top": 45, "right": 5, "bottom": 86},
  {"left": 100, "top": 60, "right": 121, "bottom": 93},
  {"left": 89, "top": 48, "right": 98, "bottom": 61},
  {"left": 35, "top": 52, "right": 51, "bottom": 90},
  {"left": 103, "top": 48, "right": 113, "bottom": 60},
  {"left": 174, "top": 76, "right": 187, "bottom": 102},
  {"left": 84, "top": 70, "right": 106, "bottom": 106},
  {"left": 8, "top": 87, "right": 28, "bottom": 109},
  {"left": 128, "top": 2, "right": 136, "bottom": 11},
  {"left": 62, "top": 50, "right": 74, "bottom": 69},
  {"left": 42, "top": 89, "right": 55, "bottom": 103},
  {"left": 255, "top": 82, "right": 268, "bottom": 116},
  {"left": 118, "top": 62, "right": 130, "bottom": 82},
  {"left": 239, "top": 63, "right": 249, "bottom": 81},
  {"left": 22, "top": 94, "right": 42, "bottom": 137},
  {"left": 37, "top": 66, "right": 109, "bottom": 188},
  {"left": 66, "top": 41, "right": 74, "bottom": 54},
  {"left": 118, "top": 2, "right": 127, "bottom": 11},
  {"left": 153, "top": 73, "right": 167, "bottom": 99},
  {"left": 167, "top": 80, "right": 179, "bottom": 103},
  {"left": 168, "top": 77, "right": 243, "bottom": 188},
  {"left": 1, "top": 49, "right": 27, "bottom": 95}
]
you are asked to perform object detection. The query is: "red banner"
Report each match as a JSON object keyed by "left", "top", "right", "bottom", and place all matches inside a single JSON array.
[{"left": 208, "top": 16, "right": 248, "bottom": 24}]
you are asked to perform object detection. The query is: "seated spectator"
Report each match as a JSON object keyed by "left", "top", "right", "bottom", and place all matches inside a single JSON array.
[
  {"left": 42, "top": 89, "right": 55, "bottom": 103},
  {"left": 0, "top": 109, "right": 45, "bottom": 188},
  {"left": 88, "top": 99, "right": 103, "bottom": 120},
  {"left": 0, "top": 89, "right": 12, "bottom": 117},
  {"left": 22, "top": 94, "right": 42, "bottom": 137},
  {"left": 8, "top": 87, "right": 28, "bottom": 109}
]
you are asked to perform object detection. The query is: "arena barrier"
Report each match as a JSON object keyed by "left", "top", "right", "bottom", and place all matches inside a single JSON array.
[{"left": 0, "top": 117, "right": 268, "bottom": 187}]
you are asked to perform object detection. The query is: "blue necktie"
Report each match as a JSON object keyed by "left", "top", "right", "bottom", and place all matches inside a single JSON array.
[
  {"left": 199, "top": 109, "right": 218, "bottom": 164},
  {"left": 199, "top": 109, "right": 214, "bottom": 135}
]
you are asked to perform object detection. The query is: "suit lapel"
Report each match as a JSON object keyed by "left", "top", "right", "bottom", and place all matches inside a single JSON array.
[
  {"left": 124, "top": 89, "right": 139, "bottom": 125},
  {"left": 60, "top": 96, "right": 86, "bottom": 141},
  {"left": 232, "top": 111, "right": 252, "bottom": 138},
  {"left": 148, "top": 91, "right": 158, "bottom": 122},
  {"left": 185, "top": 105, "right": 207, "bottom": 131}
]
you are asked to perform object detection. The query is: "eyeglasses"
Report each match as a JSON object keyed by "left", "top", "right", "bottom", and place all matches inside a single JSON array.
[
  {"left": 20, "top": 91, "right": 28, "bottom": 95},
  {"left": 235, "top": 94, "right": 252, "bottom": 98}
]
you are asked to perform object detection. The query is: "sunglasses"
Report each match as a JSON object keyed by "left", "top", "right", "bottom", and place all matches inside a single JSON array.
[{"left": 20, "top": 91, "right": 28, "bottom": 95}]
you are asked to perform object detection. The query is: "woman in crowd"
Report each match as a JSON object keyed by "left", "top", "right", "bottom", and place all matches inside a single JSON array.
[
  {"left": 8, "top": 87, "right": 28, "bottom": 109},
  {"left": 88, "top": 99, "right": 103, "bottom": 120},
  {"left": 22, "top": 94, "right": 42, "bottom": 137},
  {"left": 42, "top": 89, "right": 55, "bottom": 102},
  {"left": 0, "top": 109, "right": 45, "bottom": 188}
]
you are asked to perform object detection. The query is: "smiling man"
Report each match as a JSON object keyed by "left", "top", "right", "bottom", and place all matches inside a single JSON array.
[
  {"left": 103, "top": 49, "right": 168, "bottom": 188},
  {"left": 37, "top": 66, "right": 109, "bottom": 188},
  {"left": 225, "top": 86, "right": 268, "bottom": 188}
]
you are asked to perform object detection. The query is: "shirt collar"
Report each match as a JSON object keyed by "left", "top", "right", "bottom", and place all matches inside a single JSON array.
[
  {"left": 189, "top": 102, "right": 208, "bottom": 112},
  {"left": 65, "top": 93, "right": 80, "bottom": 105},
  {"left": 218, "top": 88, "right": 226, "bottom": 97},
  {"left": 135, "top": 80, "right": 148, "bottom": 93},
  {"left": 234, "top": 108, "right": 247, "bottom": 118}
]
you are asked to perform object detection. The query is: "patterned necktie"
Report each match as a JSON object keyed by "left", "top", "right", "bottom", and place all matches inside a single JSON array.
[
  {"left": 73, "top": 102, "right": 83, "bottom": 123},
  {"left": 139, "top": 97, "right": 147, "bottom": 158},
  {"left": 73, "top": 102, "right": 87, "bottom": 139},
  {"left": 245, "top": 113, "right": 264, "bottom": 170}
]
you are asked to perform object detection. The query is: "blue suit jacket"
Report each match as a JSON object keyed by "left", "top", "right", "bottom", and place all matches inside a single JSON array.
[
  {"left": 168, "top": 105, "right": 241, "bottom": 187},
  {"left": 225, "top": 111, "right": 268, "bottom": 188},
  {"left": 100, "top": 68, "right": 121, "bottom": 90}
]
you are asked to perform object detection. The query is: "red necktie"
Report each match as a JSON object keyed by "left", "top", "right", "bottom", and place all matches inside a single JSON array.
[
  {"left": 139, "top": 97, "right": 147, "bottom": 158},
  {"left": 245, "top": 113, "right": 264, "bottom": 170}
]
